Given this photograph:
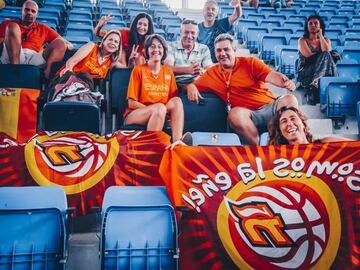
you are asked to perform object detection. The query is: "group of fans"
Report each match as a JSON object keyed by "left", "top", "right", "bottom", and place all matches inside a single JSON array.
[{"left": 0, "top": 0, "right": 353, "bottom": 147}]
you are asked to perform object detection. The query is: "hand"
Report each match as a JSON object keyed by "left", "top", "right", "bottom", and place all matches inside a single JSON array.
[
  {"left": 99, "top": 13, "right": 113, "bottom": 27},
  {"left": 190, "top": 61, "right": 201, "bottom": 76},
  {"left": 282, "top": 76, "right": 296, "bottom": 91},
  {"left": 60, "top": 67, "right": 72, "bottom": 77},
  {"left": 166, "top": 139, "right": 187, "bottom": 150},
  {"left": 187, "top": 86, "right": 204, "bottom": 104},
  {"left": 129, "top": 45, "right": 140, "bottom": 61},
  {"left": 66, "top": 42, "right": 74, "bottom": 51},
  {"left": 230, "top": 0, "right": 240, "bottom": 7}
]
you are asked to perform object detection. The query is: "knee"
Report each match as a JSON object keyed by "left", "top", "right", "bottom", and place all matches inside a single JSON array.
[
  {"left": 277, "top": 94, "right": 299, "bottom": 111},
  {"left": 168, "top": 96, "right": 183, "bottom": 111},
  {"left": 50, "top": 38, "right": 67, "bottom": 53},
  {"left": 228, "top": 107, "right": 251, "bottom": 128},
  {"left": 5, "top": 23, "right": 21, "bottom": 36},
  {"left": 151, "top": 103, "right": 167, "bottom": 119}
]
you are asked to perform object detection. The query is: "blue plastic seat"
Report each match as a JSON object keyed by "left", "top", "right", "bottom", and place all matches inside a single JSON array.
[
  {"left": 327, "top": 81, "right": 360, "bottom": 117},
  {"left": 259, "top": 34, "right": 287, "bottom": 63},
  {"left": 101, "top": 186, "right": 178, "bottom": 270},
  {"left": 357, "top": 101, "right": 360, "bottom": 134},
  {"left": 340, "top": 46, "right": 360, "bottom": 64},
  {"left": 279, "top": 46, "right": 298, "bottom": 78},
  {"left": 245, "top": 27, "right": 269, "bottom": 53},
  {"left": 191, "top": 132, "right": 241, "bottom": 146},
  {"left": 0, "top": 64, "right": 41, "bottom": 89},
  {"left": 0, "top": 186, "right": 68, "bottom": 270},
  {"left": 319, "top": 77, "right": 354, "bottom": 110},
  {"left": 336, "top": 63, "right": 360, "bottom": 80}
]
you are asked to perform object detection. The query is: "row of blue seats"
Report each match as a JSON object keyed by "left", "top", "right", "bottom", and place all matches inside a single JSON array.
[{"left": 0, "top": 186, "right": 178, "bottom": 270}]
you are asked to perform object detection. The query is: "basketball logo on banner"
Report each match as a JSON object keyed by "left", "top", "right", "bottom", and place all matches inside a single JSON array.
[
  {"left": 25, "top": 132, "right": 119, "bottom": 194},
  {"left": 217, "top": 171, "right": 341, "bottom": 270}
]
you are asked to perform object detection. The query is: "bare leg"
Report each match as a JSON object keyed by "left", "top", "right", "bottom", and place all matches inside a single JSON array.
[
  {"left": 124, "top": 103, "right": 167, "bottom": 131},
  {"left": 42, "top": 38, "right": 67, "bottom": 79},
  {"left": 228, "top": 107, "right": 259, "bottom": 145},
  {"left": 4, "top": 22, "right": 22, "bottom": 64},
  {"left": 276, "top": 94, "right": 299, "bottom": 111},
  {"left": 166, "top": 96, "right": 184, "bottom": 142},
  {"left": 251, "top": 0, "right": 259, "bottom": 7}
]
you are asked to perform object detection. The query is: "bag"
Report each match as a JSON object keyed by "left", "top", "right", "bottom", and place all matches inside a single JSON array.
[{"left": 47, "top": 71, "right": 103, "bottom": 106}]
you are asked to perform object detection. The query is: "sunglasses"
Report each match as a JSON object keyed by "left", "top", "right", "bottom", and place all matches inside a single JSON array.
[
  {"left": 182, "top": 19, "right": 197, "bottom": 25},
  {"left": 21, "top": 32, "right": 27, "bottom": 41}
]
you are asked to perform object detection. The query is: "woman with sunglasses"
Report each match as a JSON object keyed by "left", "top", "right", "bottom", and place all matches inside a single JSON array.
[
  {"left": 268, "top": 107, "right": 352, "bottom": 145},
  {"left": 94, "top": 12, "right": 154, "bottom": 67},
  {"left": 124, "top": 34, "right": 184, "bottom": 145}
]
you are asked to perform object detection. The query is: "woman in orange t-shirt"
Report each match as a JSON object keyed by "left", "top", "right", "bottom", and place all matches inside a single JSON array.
[
  {"left": 58, "top": 30, "right": 124, "bottom": 78},
  {"left": 124, "top": 34, "right": 184, "bottom": 143}
]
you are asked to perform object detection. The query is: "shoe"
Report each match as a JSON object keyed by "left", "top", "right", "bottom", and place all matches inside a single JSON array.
[{"left": 181, "top": 132, "right": 193, "bottom": 146}]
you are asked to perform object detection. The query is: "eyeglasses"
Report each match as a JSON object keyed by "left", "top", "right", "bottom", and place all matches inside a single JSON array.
[
  {"left": 21, "top": 32, "right": 27, "bottom": 41},
  {"left": 182, "top": 19, "right": 197, "bottom": 25}
]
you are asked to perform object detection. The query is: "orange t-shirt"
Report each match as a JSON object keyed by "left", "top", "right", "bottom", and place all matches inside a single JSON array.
[
  {"left": 57, "top": 45, "right": 112, "bottom": 79},
  {"left": 0, "top": 19, "right": 59, "bottom": 52},
  {"left": 194, "top": 57, "right": 275, "bottom": 110},
  {"left": 124, "top": 64, "right": 178, "bottom": 117}
]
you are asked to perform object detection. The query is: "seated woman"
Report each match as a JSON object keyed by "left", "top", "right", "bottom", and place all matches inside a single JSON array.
[
  {"left": 270, "top": 0, "right": 293, "bottom": 8},
  {"left": 94, "top": 12, "right": 154, "bottom": 67},
  {"left": 297, "top": 15, "right": 337, "bottom": 103},
  {"left": 57, "top": 30, "right": 124, "bottom": 79},
  {"left": 124, "top": 34, "right": 184, "bottom": 144},
  {"left": 268, "top": 106, "right": 352, "bottom": 145}
]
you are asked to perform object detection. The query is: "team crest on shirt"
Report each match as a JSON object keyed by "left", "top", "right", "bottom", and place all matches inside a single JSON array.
[{"left": 165, "top": 74, "right": 171, "bottom": 81}]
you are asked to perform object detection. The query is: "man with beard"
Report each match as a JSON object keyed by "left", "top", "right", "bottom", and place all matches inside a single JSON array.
[
  {"left": 165, "top": 19, "right": 213, "bottom": 91},
  {"left": 0, "top": 0, "right": 72, "bottom": 78},
  {"left": 198, "top": 0, "right": 241, "bottom": 63},
  {"left": 186, "top": 34, "right": 298, "bottom": 145}
]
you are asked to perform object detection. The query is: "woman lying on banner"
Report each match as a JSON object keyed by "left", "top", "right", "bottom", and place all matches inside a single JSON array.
[
  {"left": 123, "top": 34, "right": 184, "bottom": 145},
  {"left": 268, "top": 106, "right": 352, "bottom": 145},
  {"left": 94, "top": 12, "right": 155, "bottom": 67}
]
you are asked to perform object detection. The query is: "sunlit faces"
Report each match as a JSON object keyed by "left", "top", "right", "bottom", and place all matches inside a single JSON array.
[
  {"left": 279, "top": 110, "right": 308, "bottom": 144},
  {"left": 148, "top": 38, "right": 164, "bottom": 61},
  {"left": 180, "top": 24, "right": 198, "bottom": 48},
  {"left": 215, "top": 39, "right": 236, "bottom": 69},
  {"left": 136, "top": 17, "right": 149, "bottom": 36},
  {"left": 307, "top": 18, "right": 320, "bottom": 34},
  {"left": 22, "top": 1, "right": 38, "bottom": 26},
  {"left": 103, "top": 33, "right": 121, "bottom": 53},
  {"left": 203, "top": 2, "right": 218, "bottom": 23}
]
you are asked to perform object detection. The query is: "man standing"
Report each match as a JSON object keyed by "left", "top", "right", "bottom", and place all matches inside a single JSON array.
[
  {"left": 165, "top": 19, "right": 213, "bottom": 91},
  {"left": 186, "top": 33, "right": 298, "bottom": 145},
  {"left": 0, "top": 0, "right": 72, "bottom": 78},
  {"left": 198, "top": 0, "right": 241, "bottom": 63}
]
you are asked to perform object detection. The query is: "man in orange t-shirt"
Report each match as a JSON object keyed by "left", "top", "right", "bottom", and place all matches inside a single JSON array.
[
  {"left": 0, "top": 0, "right": 72, "bottom": 78},
  {"left": 186, "top": 33, "right": 298, "bottom": 145}
]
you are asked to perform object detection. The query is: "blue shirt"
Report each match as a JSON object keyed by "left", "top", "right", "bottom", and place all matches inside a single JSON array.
[{"left": 198, "top": 17, "right": 233, "bottom": 62}]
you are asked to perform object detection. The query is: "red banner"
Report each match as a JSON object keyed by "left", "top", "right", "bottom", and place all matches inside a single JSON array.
[
  {"left": 159, "top": 142, "right": 360, "bottom": 270},
  {"left": 0, "top": 131, "right": 169, "bottom": 215}
]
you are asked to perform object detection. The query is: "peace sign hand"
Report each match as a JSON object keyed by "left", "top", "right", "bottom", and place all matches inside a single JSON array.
[{"left": 129, "top": 45, "right": 140, "bottom": 61}]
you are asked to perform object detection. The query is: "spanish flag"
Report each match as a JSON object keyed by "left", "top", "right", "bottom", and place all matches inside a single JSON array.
[{"left": 0, "top": 88, "right": 40, "bottom": 143}]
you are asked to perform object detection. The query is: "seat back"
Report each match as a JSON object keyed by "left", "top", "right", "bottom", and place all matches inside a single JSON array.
[
  {"left": 43, "top": 101, "right": 101, "bottom": 134},
  {"left": 101, "top": 186, "right": 178, "bottom": 270},
  {"left": 180, "top": 93, "right": 227, "bottom": 133},
  {"left": 0, "top": 64, "right": 41, "bottom": 89},
  {"left": 336, "top": 63, "right": 360, "bottom": 80},
  {"left": 0, "top": 186, "right": 68, "bottom": 270},
  {"left": 319, "top": 76, "right": 354, "bottom": 108},
  {"left": 191, "top": 132, "right": 241, "bottom": 146},
  {"left": 327, "top": 81, "right": 360, "bottom": 117}
]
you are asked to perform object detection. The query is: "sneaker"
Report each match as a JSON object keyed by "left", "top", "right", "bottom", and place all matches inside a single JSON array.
[{"left": 181, "top": 132, "right": 193, "bottom": 146}]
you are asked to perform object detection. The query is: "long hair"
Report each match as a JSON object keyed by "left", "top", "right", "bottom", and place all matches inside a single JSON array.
[
  {"left": 127, "top": 13, "right": 154, "bottom": 61},
  {"left": 303, "top": 15, "right": 326, "bottom": 38},
  {"left": 99, "top": 30, "right": 122, "bottom": 63},
  {"left": 268, "top": 107, "right": 313, "bottom": 145},
  {"left": 144, "top": 34, "right": 168, "bottom": 63}
]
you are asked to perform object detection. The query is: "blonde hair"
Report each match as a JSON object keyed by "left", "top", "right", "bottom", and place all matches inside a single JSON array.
[{"left": 100, "top": 30, "right": 122, "bottom": 64}]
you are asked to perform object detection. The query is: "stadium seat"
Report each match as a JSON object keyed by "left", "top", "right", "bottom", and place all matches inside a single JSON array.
[
  {"left": 0, "top": 64, "right": 41, "bottom": 89},
  {"left": 327, "top": 81, "right": 360, "bottom": 118},
  {"left": 180, "top": 93, "right": 227, "bottom": 133},
  {"left": 259, "top": 34, "right": 287, "bottom": 63},
  {"left": 357, "top": 101, "right": 360, "bottom": 134},
  {"left": 191, "top": 132, "right": 241, "bottom": 146},
  {"left": 101, "top": 186, "right": 178, "bottom": 270},
  {"left": 340, "top": 46, "right": 360, "bottom": 64},
  {"left": 259, "top": 132, "right": 269, "bottom": 146},
  {"left": 319, "top": 77, "right": 354, "bottom": 111},
  {"left": 0, "top": 186, "right": 69, "bottom": 270},
  {"left": 43, "top": 101, "right": 101, "bottom": 134},
  {"left": 279, "top": 46, "right": 298, "bottom": 78},
  {"left": 336, "top": 63, "right": 360, "bottom": 80},
  {"left": 245, "top": 27, "right": 269, "bottom": 53}
]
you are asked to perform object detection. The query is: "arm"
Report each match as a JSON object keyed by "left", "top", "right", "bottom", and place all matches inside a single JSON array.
[
  {"left": 164, "top": 59, "right": 202, "bottom": 75},
  {"left": 265, "top": 71, "right": 296, "bottom": 91},
  {"left": 93, "top": 14, "right": 113, "bottom": 38},
  {"left": 60, "top": 42, "right": 95, "bottom": 76},
  {"left": 228, "top": 0, "right": 242, "bottom": 25},
  {"left": 318, "top": 29, "right": 332, "bottom": 52},
  {"left": 298, "top": 37, "right": 315, "bottom": 58},
  {"left": 59, "top": 36, "right": 74, "bottom": 50},
  {"left": 185, "top": 83, "right": 204, "bottom": 103}
]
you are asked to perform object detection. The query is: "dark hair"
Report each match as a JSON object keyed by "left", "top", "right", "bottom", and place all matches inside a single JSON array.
[
  {"left": 144, "top": 34, "right": 168, "bottom": 63},
  {"left": 303, "top": 15, "right": 326, "bottom": 38},
  {"left": 100, "top": 30, "right": 122, "bottom": 63},
  {"left": 268, "top": 106, "right": 313, "bottom": 145},
  {"left": 182, "top": 19, "right": 198, "bottom": 25},
  {"left": 127, "top": 13, "right": 154, "bottom": 62}
]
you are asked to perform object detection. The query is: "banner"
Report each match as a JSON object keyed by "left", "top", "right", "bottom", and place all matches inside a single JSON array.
[
  {"left": 0, "top": 88, "right": 40, "bottom": 143},
  {"left": 159, "top": 142, "right": 360, "bottom": 269},
  {"left": 0, "top": 131, "right": 169, "bottom": 215}
]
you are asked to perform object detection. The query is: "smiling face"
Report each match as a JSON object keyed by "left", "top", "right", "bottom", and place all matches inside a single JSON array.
[
  {"left": 103, "top": 32, "right": 121, "bottom": 54},
  {"left": 21, "top": 1, "right": 38, "bottom": 26},
  {"left": 180, "top": 23, "right": 198, "bottom": 49},
  {"left": 203, "top": 1, "right": 218, "bottom": 24},
  {"left": 148, "top": 38, "right": 164, "bottom": 62},
  {"left": 215, "top": 39, "right": 236, "bottom": 69},
  {"left": 136, "top": 17, "right": 149, "bottom": 36},
  {"left": 279, "top": 110, "right": 309, "bottom": 144}
]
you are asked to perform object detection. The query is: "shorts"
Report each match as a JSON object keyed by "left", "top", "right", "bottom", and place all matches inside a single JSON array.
[
  {"left": 250, "top": 96, "right": 283, "bottom": 134},
  {"left": 0, "top": 44, "right": 46, "bottom": 66}
]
